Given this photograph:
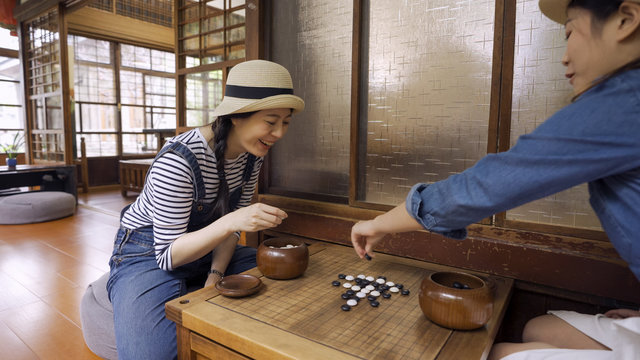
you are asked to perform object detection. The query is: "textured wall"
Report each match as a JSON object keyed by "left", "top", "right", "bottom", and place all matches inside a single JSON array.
[{"left": 270, "top": 0, "right": 353, "bottom": 197}]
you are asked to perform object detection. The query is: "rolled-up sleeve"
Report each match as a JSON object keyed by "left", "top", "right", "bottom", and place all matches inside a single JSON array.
[{"left": 406, "top": 183, "right": 467, "bottom": 240}]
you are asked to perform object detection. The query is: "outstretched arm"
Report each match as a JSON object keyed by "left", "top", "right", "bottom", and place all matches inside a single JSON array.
[{"left": 351, "top": 202, "right": 423, "bottom": 259}]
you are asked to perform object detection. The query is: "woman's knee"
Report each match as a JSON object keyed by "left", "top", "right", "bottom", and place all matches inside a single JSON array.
[
  {"left": 488, "top": 342, "right": 517, "bottom": 360},
  {"left": 489, "top": 341, "right": 559, "bottom": 360},
  {"left": 523, "top": 314, "right": 559, "bottom": 343}
]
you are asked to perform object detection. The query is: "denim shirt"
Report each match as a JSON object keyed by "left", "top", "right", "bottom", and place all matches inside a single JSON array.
[{"left": 406, "top": 69, "right": 640, "bottom": 281}]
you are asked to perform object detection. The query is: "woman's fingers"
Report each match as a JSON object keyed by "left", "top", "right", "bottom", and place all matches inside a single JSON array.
[
  {"left": 232, "top": 203, "right": 288, "bottom": 232},
  {"left": 350, "top": 223, "right": 369, "bottom": 259},
  {"left": 256, "top": 203, "right": 288, "bottom": 220}
]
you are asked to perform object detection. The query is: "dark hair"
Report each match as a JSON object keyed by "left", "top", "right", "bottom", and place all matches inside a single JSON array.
[
  {"left": 568, "top": 0, "right": 622, "bottom": 24},
  {"left": 210, "top": 111, "right": 256, "bottom": 219},
  {"left": 568, "top": 0, "right": 640, "bottom": 100}
]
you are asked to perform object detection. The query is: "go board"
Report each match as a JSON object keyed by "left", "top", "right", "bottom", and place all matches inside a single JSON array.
[{"left": 201, "top": 243, "right": 511, "bottom": 359}]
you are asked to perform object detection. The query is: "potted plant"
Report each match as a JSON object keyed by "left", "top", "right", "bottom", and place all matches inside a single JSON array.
[{"left": 2, "top": 132, "right": 24, "bottom": 169}]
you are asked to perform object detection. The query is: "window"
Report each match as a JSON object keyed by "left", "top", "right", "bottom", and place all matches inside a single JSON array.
[
  {"left": 0, "top": 29, "right": 23, "bottom": 152},
  {"left": 177, "top": 0, "right": 248, "bottom": 128},
  {"left": 24, "top": 8, "right": 64, "bottom": 162},
  {"left": 69, "top": 35, "right": 175, "bottom": 157}
]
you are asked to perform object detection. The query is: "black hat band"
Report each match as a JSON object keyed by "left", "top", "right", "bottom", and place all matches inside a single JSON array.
[{"left": 225, "top": 84, "right": 293, "bottom": 99}]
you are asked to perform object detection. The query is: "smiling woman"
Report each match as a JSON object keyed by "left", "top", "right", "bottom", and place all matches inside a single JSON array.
[{"left": 81, "top": 60, "right": 305, "bottom": 360}]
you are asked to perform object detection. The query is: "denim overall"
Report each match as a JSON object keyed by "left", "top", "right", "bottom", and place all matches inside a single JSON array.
[{"left": 107, "top": 141, "right": 257, "bottom": 360}]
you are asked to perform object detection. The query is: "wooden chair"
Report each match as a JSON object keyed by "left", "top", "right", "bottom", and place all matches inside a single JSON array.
[{"left": 75, "top": 137, "right": 90, "bottom": 193}]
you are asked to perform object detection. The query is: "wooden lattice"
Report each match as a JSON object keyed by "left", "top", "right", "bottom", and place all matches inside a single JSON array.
[
  {"left": 24, "top": 7, "right": 65, "bottom": 163},
  {"left": 88, "top": 0, "right": 173, "bottom": 28},
  {"left": 177, "top": 0, "right": 246, "bottom": 67}
]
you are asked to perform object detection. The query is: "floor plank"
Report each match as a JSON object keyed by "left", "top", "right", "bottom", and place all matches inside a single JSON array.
[
  {"left": 1, "top": 301, "right": 101, "bottom": 360},
  {"left": 0, "top": 319, "right": 39, "bottom": 360},
  {"left": 0, "top": 189, "right": 124, "bottom": 359}
]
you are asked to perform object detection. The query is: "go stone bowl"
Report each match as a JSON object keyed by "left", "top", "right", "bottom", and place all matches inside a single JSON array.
[
  {"left": 256, "top": 237, "right": 309, "bottom": 280},
  {"left": 418, "top": 271, "right": 494, "bottom": 330}
]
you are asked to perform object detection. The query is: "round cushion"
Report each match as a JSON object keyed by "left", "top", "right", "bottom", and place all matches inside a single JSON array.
[{"left": 0, "top": 191, "right": 76, "bottom": 224}]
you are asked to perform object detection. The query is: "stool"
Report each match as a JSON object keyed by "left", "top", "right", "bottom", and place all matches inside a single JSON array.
[
  {"left": 80, "top": 272, "right": 117, "bottom": 360},
  {"left": 0, "top": 191, "right": 76, "bottom": 224}
]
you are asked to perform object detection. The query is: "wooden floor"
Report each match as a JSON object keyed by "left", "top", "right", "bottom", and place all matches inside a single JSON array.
[{"left": 0, "top": 188, "right": 136, "bottom": 360}]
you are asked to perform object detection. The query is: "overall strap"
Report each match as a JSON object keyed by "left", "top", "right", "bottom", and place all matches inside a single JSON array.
[
  {"left": 228, "top": 154, "right": 257, "bottom": 211},
  {"left": 152, "top": 141, "right": 206, "bottom": 201}
]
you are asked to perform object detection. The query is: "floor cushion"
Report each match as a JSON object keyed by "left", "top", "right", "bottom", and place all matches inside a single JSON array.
[
  {"left": 0, "top": 191, "right": 76, "bottom": 224},
  {"left": 81, "top": 272, "right": 117, "bottom": 360}
]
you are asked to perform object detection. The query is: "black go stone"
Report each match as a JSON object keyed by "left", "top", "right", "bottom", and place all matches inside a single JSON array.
[
  {"left": 362, "top": 280, "right": 370, "bottom": 286},
  {"left": 341, "top": 293, "right": 350, "bottom": 300},
  {"left": 396, "top": 284, "right": 404, "bottom": 289},
  {"left": 346, "top": 290, "right": 355, "bottom": 296},
  {"left": 377, "top": 276, "right": 386, "bottom": 280},
  {"left": 382, "top": 292, "right": 391, "bottom": 299},
  {"left": 367, "top": 295, "right": 377, "bottom": 302},
  {"left": 332, "top": 280, "right": 341, "bottom": 286},
  {"left": 453, "top": 281, "right": 464, "bottom": 289},
  {"left": 369, "top": 300, "right": 380, "bottom": 307},
  {"left": 341, "top": 304, "right": 351, "bottom": 311},
  {"left": 338, "top": 274, "right": 346, "bottom": 279},
  {"left": 401, "top": 289, "right": 410, "bottom": 296},
  {"left": 463, "top": 284, "right": 471, "bottom": 289}
]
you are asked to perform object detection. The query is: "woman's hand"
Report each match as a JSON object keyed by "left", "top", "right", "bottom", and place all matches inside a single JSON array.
[
  {"left": 222, "top": 203, "right": 288, "bottom": 234},
  {"left": 604, "top": 308, "right": 640, "bottom": 319},
  {"left": 351, "top": 219, "right": 387, "bottom": 260}
]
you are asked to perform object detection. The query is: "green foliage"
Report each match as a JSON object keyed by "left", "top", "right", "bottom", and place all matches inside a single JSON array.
[{"left": 1, "top": 133, "right": 24, "bottom": 159}]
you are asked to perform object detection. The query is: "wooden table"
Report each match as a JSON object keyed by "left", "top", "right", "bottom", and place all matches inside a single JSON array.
[
  {"left": 166, "top": 243, "right": 513, "bottom": 360},
  {"left": 0, "top": 164, "right": 77, "bottom": 198}
]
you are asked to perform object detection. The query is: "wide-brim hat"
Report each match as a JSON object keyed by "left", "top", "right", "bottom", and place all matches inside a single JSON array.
[
  {"left": 211, "top": 60, "right": 305, "bottom": 118},
  {"left": 539, "top": 0, "right": 640, "bottom": 24}
]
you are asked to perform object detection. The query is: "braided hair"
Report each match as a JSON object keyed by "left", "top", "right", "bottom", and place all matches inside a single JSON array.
[{"left": 210, "top": 111, "right": 256, "bottom": 219}]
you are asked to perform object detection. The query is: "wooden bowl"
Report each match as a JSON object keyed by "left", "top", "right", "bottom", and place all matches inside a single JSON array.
[
  {"left": 256, "top": 237, "right": 309, "bottom": 280},
  {"left": 418, "top": 271, "right": 493, "bottom": 330},
  {"left": 215, "top": 274, "right": 263, "bottom": 298}
]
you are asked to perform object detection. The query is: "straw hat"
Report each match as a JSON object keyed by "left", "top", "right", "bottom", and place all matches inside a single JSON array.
[
  {"left": 539, "top": 0, "right": 640, "bottom": 24},
  {"left": 211, "top": 60, "right": 305, "bottom": 117}
]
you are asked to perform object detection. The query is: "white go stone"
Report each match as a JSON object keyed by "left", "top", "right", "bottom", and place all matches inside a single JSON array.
[
  {"left": 365, "top": 276, "right": 375, "bottom": 282},
  {"left": 386, "top": 281, "right": 395, "bottom": 287},
  {"left": 370, "top": 290, "right": 381, "bottom": 297},
  {"left": 351, "top": 285, "right": 361, "bottom": 292},
  {"left": 365, "top": 285, "right": 375, "bottom": 291},
  {"left": 376, "top": 278, "right": 386, "bottom": 284},
  {"left": 345, "top": 275, "right": 355, "bottom": 281},
  {"left": 356, "top": 292, "right": 367, "bottom": 299},
  {"left": 347, "top": 299, "right": 358, "bottom": 307},
  {"left": 389, "top": 286, "right": 399, "bottom": 293},
  {"left": 343, "top": 282, "right": 352, "bottom": 288},
  {"left": 361, "top": 288, "right": 370, "bottom": 294},
  {"left": 357, "top": 274, "right": 366, "bottom": 279}
]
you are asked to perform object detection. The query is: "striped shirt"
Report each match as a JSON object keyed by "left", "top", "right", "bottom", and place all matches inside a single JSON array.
[{"left": 121, "top": 128, "right": 263, "bottom": 271}]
